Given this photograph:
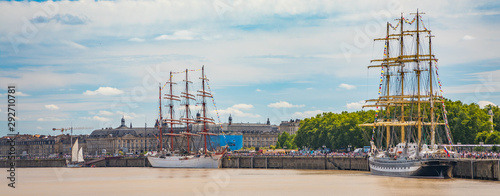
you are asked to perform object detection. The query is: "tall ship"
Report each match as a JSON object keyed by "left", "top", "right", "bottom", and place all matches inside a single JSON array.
[
  {"left": 359, "top": 10, "right": 457, "bottom": 178},
  {"left": 147, "top": 66, "right": 228, "bottom": 168}
]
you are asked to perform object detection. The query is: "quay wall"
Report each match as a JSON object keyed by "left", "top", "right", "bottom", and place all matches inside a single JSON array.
[
  {"left": 0, "top": 158, "right": 151, "bottom": 168},
  {"left": 222, "top": 156, "right": 499, "bottom": 181},
  {"left": 1, "top": 156, "right": 498, "bottom": 181},
  {"left": 221, "top": 156, "right": 369, "bottom": 170}
]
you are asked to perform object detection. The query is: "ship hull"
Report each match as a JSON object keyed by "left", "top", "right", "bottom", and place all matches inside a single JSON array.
[
  {"left": 66, "top": 163, "right": 84, "bottom": 168},
  {"left": 148, "top": 154, "right": 223, "bottom": 168},
  {"left": 369, "top": 157, "right": 456, "bottom": 178}
]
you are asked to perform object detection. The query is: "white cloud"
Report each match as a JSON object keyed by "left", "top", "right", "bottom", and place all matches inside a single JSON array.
[
  {"left": 339, "top": 83, "right": 356, "bottom": 90},
  {"left": 256, "top": 89, "right": 262, "bottom": 92},
  {"left": 61, "top": 40, "right": 87, "bottom": 49},
  {"left": 232, "top": 104, "right": 254, "bottom": 110},
  {"left": 218, "top": 104, "right": 261, "bottom": 118},
  {"left": 478, "top": 101, "right": 497, "bottom": 108},
  {"left": 37, "top": 117, "right": 64, "bottom": 122},
  {"left": 445, "top": 70, "right": 500, "bottom": 94},
  {"left": 16, "top": 92, "right": 30, "bottom": 96},
  {"left": 116, "top": 111, "right": 141, "bottom": 120},
  {"left": 84, "top": 87, "right": 124, "bottom": 96},
  {"left": 128, "top": 37, "right": 145, "bottom": 42},
  {"left": 462, "top": 35, "right": 476, "bottom": 41},
  {"left": 155, "top": 30, "right": 196, "bottom": 41},
  {"left": 292, "top": 110, "right": 324, "bottom": 119},
  {"left": 44, "top": 104, "right": 59, "bottom": 110},
  {"left": 346, "top": 101, "right": 365, "bottom": 110},
  {"left": 2, "top": 0, "right": 500, "bottom": 135},
  {"left": 98, "top": 110, "right": 114, "bottom": 116},
  {"left": 267, "top": 101, "right": 305, "bottom": 108},
  {"left": 90, "top": 111, "right": 141, "bottom": 121},
  {"left": 92, "top": 116, "right": 111, "bottom": 122}
]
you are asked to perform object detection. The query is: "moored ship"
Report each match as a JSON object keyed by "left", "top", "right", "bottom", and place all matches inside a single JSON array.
[
  {"left": 147, "top": 66, "right": 227, "bottom": 168},
  {"left": 360, "top": 10, "right": 457, "bottom": 178}
]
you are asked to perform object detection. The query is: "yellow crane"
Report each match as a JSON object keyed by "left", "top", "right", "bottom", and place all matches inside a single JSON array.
[
  {"left": 52, "top": 127, "right": 92, "bottom": 133},
  {"left": 52, "top": 126, "right": 93, "bottom": 153}
]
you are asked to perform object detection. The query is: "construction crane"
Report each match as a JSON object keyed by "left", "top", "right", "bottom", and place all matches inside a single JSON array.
[
  {"left": 52, "top": 126, "right": 93, "bottom": 152},
  {"left": 52, "top": 127, "right": 92, "bottom": 133}
]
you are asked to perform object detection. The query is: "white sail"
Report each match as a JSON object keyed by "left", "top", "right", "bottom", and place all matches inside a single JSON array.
[
  {"left": 71, "top": 138, "right": 79, "bottom": 162},
  {"left": 77, "top": 147, "right": 84, "bottom": 163}
]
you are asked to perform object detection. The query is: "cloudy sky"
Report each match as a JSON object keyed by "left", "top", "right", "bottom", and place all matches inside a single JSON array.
[{"left": 1, "top": 0, "right": 499, "bottom": 136}]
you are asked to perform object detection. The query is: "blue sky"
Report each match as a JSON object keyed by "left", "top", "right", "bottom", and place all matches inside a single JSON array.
[{"left": 1, "top": 0, "right": 500, "bottom": 136}]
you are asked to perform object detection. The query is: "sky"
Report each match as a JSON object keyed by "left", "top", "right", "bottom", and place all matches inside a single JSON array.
[{"left": 0, "top": 0, "right": 499, "bottom": 136}]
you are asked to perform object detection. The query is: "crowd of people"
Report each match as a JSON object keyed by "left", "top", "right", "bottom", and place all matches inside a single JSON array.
[
  {"left": 457, "top": 151, "right": 500, "bottom": 159},
  {"left": 227, "top": 151, "right": 369, "bottom": 157},
  {"left": 228, "top": 150, "right": 500, "bottom": 159},
  {"left": 2, "top": 149, "right": 500, "bottom": 160}
]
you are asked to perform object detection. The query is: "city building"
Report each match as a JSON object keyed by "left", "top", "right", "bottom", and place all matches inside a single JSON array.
[
  {"left": 279, "top": 119, "right": 301, "bottom": 135},
  {"left": 0, "top": 134, "right": 84, "bottom": 158},
  {"left": 221, "top": 115, "right": 279, "bottom": 148},
  {"left": 1, "top": 116, "right": 284, "bottom": 158}
]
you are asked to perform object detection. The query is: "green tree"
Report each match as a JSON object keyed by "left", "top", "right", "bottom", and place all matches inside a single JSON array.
[
  {"left": 485, "top": 131, "right": 500, "bottom": 144},
  {"left": 475, "top": 131, "right": 490, "bottom": 144},
  {"left": 293, "top": 98, "right": 498, "bottom": 151},
  {"left": 276, "top": 132, "right": 297, "bottom": 149}
]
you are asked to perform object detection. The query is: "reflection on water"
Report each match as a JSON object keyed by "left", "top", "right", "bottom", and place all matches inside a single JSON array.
[{"left": 2, "top": 168, "right": 499, "bottom": 195}]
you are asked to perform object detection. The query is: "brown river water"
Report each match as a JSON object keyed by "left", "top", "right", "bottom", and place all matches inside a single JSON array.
[{"left": 2, "top": 168, "right": 500, "bottom": 196}]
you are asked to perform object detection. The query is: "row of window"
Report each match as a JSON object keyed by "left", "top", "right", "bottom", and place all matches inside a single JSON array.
[{"left": 371, "top": 165, "right": 411, "bottom": 170}]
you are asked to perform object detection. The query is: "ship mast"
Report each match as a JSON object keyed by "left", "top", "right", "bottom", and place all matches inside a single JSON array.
[
  {"left": 181, "top": 69, "right": 196, "bottom": 153},
  {"left": 413, "top": 10, "right": 423, "bottom": 149},
  {"left": 202, "top": 66, "right": 208, "bottom": 154},
  {"left": 399, "top": 13, "right": 405, "bottom": 144},
  {"left": 428, "top": 34, "right": 436, "bottom": 149},
  {"left": 185, "top": 70, "right": 189, "bottom": 152},
  {"left": 197, "top": 65, "right": 216, "bottom": 154},
  {"left": 385, "top": 22, "right": 391, "bottom": 149},
  {"left": 360, "top": 10, "right": 446, "bottom": 150},
  {"left": 159, "top": 84, "right": 163, "bottom": 151},
  {"left": 164, "top": 71, "right": 181, "bottom": 151}
]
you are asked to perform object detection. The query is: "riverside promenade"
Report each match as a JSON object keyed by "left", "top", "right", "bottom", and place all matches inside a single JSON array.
[{"left": 1, "top": 156, "right": 499, "bottom": 181}]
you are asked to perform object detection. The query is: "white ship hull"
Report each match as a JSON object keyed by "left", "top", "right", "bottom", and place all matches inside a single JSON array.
[
  {"left": 369, "top": 156, "right": 456, "bottom": 178},
  {"left": 66, "top": 162, "right": 83, "bottom": 168},
  {"left": 148, "top": 154, "right": 223, "bottom": 168}
]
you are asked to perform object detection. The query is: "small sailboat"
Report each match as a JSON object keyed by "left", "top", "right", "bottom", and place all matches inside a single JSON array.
[{"left": 66, "top": 138, "right": 85, "bottom": 168}]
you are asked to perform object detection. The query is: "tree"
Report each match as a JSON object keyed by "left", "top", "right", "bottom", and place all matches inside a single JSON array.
[
  {"left": 492, "top": 146, "right": 499, "bottom": 153},
  {"left": 294, "top": 98, "right": 497, "bottom": 151},
  {"left": 276, "top": 132, "right": 297, "bottom": 149},
  {"left": 485, "top": 131, "right": 500, "bottom": 144},
  {"left": 475, "top": 131, "right": 490, "bottom": 144}
]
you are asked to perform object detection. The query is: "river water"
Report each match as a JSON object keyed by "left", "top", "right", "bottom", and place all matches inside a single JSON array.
[{"left": 2, "top": 168, "right": 500, "bottom": 195}]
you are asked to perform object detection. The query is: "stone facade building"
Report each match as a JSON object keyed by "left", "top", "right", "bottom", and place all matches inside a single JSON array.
[
  {"left": 0, "top": 134, "right": 85, "bottom": 158},
  {"left": 1, "top": 116, "right": 284, "bottom": 158},
  {"left": 279, "top": 119, "right": 301, "bottom": 135},
  {"left": 221, "top": 116, "right": 279, "bottom": 148}
]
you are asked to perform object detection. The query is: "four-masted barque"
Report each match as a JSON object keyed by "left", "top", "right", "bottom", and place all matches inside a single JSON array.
[
  {"left": 147, "top": 66, "right": 228, "bottom": 168},
  {"left": 359, "top": 10, "right": 457, "bottom": 178}
]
